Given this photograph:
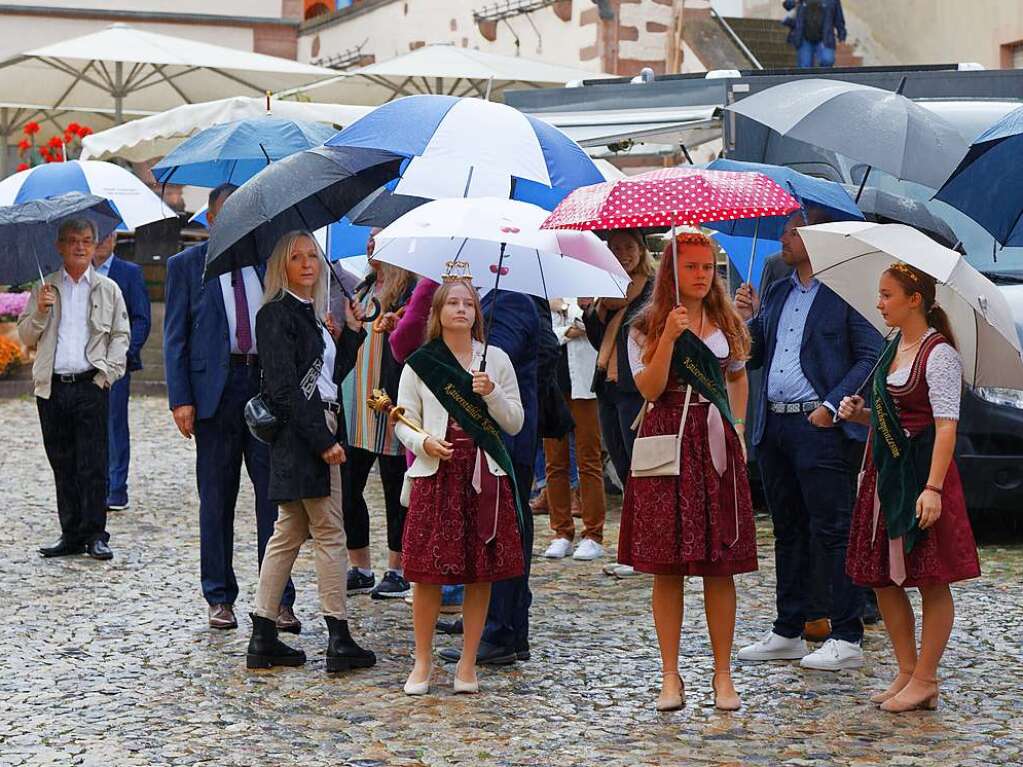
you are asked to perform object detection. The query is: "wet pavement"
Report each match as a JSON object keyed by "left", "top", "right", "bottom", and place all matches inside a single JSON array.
[{"left": 1, "top": 396, "right": 1021, "bottom": 767}]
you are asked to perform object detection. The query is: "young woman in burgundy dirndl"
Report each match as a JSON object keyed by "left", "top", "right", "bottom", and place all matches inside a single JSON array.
[
  {"left": 839, "top": 263, "right": 979, "bottom": 713},
  {"left": 618, "top": 232, "right": 758, "bottom": 712},
  {"left": 394, "top": 278, "right": 525, "bottom": 696}
]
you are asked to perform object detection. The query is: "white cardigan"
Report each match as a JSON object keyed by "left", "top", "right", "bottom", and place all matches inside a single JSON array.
[{"left": 395, "top": 340, "right": 524, "bottom": 487}]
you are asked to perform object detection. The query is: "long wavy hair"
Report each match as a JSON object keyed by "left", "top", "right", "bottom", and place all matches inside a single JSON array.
[
  {"left": 263, "top": 230, "right": 328, "bottom": 319},
  {"left": 884, "top": 263, "right": 958, "bottom": 349},
  {"left": 367, "top": 261, "right": 416, "bottom": 312},
  {"left": 634, "top": 231, "right": 751, "bottom": 365},
  {"left": 425, "top": 280, "right": 486, "bottom": 343}
]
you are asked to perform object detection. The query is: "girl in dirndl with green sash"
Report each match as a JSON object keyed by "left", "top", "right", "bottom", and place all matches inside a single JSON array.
[{"left": 839, "top": 263, "right": 979, "bottom": 714}]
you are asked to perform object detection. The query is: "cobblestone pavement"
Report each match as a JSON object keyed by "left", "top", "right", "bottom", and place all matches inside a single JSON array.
[{"left": 1, "top": 396, "right": 1021, "bottom": 767}]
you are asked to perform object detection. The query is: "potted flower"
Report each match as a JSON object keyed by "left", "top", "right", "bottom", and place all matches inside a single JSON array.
[
  {"left": 16, "top": 120, "right": 93, "bottom": 171},
  {"left": 0, "top": 291, "right": 32, "bottom": 362},
  {"left": 0, "top": 335, "right": 22, "bottom": 379}
]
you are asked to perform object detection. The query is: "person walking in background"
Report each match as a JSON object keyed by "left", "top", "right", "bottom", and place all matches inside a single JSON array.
[
  {"left": 619, "top": 232, "right": 757, "bottom": 712},
  {"left": 92, "top": 231, "right": 151, "bottom": 511},
  {"left": 18, "top": 218, "right": 130, "bottom": 561},
  {"left": 542, "top": 297, "right": 606, "bottom": 562},
  {"left": 342, "top": 256, "right": 417, "bottom": 600},
  {"left": 396, "top": 276, "right": 524, "bottom": 695},
  {"left": 163, "top": 183, "right": 299, "bottom": 633},
  {"left": 840, "top": 263, "right": 979, "bottom": 712},
  {"left": 245, "top": 231, "right": 375, "bottom": 674},
  {"left": 735, "top": 209, "right": 881, "bottom": 672},
  {"left": 783, "top": 0, "right": 846, "bottom": 69}
]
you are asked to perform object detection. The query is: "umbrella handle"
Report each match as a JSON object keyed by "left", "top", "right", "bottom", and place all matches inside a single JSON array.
[
  {"left": 480, "top": 242, "right": 508, "bottom": 373},
  {"left": 362, "top": 297, "right": 382, "bottom": 323},
  {"left": 832, "top": 329, "right": 897, "bottom": 424}
]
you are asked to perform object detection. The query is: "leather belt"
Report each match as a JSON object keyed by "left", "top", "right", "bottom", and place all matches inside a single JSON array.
[
  {"left": 768, "top": 399, "right": 822, "bottom": 415},
  {"left": 53, "top": 369, "right": 97, "bottom": 384},
  {"left": 230, "top": 353, "right": 259, "bottom": 367},
  {"left": 322, "top": 399, "right": 342, "bottom": 414}
]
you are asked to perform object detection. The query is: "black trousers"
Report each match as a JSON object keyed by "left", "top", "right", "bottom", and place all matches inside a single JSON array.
[
  {"left": 341, "top": 446, "right": 407, "bottom": 553},
  {"left": 37, "top": 379, "right": 110, "bottom": 545}
]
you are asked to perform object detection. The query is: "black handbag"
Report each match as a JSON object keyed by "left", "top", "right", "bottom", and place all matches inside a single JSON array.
[{"left": 245, "top": 356, "right": 324, "bottom": 445}]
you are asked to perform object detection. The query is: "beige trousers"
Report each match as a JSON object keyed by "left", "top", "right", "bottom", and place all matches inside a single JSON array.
[{"left": 254, "top": 412, "right": 348, "bottom": 620}]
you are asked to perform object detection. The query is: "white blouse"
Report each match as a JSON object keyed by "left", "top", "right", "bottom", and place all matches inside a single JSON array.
[
  {"left": 628, "top": 327, "right": 746, "bottom": 377},
  {"left": 887, "top": 329, "right": 962, "bottom": 421}
]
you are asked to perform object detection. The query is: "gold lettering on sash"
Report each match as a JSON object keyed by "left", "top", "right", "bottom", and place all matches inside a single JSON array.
[{"left": 443, "top": 383, "right": 501, "bottom": 439}]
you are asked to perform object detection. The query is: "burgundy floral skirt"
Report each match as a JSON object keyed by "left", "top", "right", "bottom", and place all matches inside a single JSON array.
[
  {"left": 402, "top": 425, "right": 524, "bottom": 585},
  {"left": 618, "top": 394, "right": 758, "bottom": 577},
  {"left": 846, "top": 459, "right": 980, "bottom": 588}
]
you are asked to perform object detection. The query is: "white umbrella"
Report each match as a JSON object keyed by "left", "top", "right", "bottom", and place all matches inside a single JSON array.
[
  {"left": 800, "top": 220, "right": 1023, "bottom": 389},
  {"left": 80, "top": 96, "right": 372, "bottom": 163},
  {"left": 277, "top": 43, "right": 608, "bottom": 106},
  {"left": 371, "top": 197, "right": 629, "bottom": 300},
  {"left": 0, "top": 160, "right": 177, "bottom": 230}
]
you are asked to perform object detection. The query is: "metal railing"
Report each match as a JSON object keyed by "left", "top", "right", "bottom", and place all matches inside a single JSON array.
[{"left": 710, "top": 8, "right": 764, "bottom": 70}]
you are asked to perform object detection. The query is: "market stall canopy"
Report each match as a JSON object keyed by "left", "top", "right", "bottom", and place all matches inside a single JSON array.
[
  {"left": 0, "top": 23, "right": 337, "bottom": 122},
  {"left": 81, "top": 97, "right": 372, "bottom": 163},
  {"left": 277, "top": 43, "right": 609, "bottom": 106},
  {"left": 531, "top": 105, "right": 721, "bottom": 155}
]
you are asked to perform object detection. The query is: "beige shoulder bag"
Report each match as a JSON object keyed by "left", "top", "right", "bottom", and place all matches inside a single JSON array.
[{"left": 629, "top": 384, "right": 693, "bottom": 478}]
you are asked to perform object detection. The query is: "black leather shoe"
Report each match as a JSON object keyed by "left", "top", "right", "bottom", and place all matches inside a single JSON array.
[
  {"left": 438, "top": 640, "right": 517, "bottom": 666},
  {"left": 86, "top": 539, "right": 113, "bottom": 560},
  {"left": 516, "top": 643, "right": 531, "bottom": 662},
  {"left": 246, "top": 613, "right": 306, "bottom": 669},
  {"left": 324, "top": 616, "right": 376, "bottom": 673},
  {"left": 38, "top": 536, "right": 85, "bottom": 558},
  {"left": 436, "top": 619, "right": 464, "bottom": 635},
  {"left": 863, "top": 597, "right": 882, "bottom": 626}
]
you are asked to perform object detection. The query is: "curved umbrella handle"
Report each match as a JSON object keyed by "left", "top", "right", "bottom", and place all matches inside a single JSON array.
[{"left": 361, "top": 297, "right": 382, "bottom": 323}]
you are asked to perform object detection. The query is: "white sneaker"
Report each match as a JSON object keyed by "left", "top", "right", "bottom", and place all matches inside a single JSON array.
[
  {"left": 572, "top": 539, "right": 605, "bottom": 561},
  {"left": 602, "top": 562, "right": 620, "bottom": 576},
  {"left": 799, "top": 638, "right": 864, "bottom": 671},
  {"left": 737, "top": 630, "right": 809, "bottom": 662},
  {"left": 613, "top": 564, "right": 639, "bottom": 578},
  {"left": 543, "top": 538, "right": 573, "bottom": 559}
]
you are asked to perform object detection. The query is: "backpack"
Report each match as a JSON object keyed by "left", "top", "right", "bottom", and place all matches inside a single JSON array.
[{"left": 803, "top": 0, "right": 826, "bottom": 44}]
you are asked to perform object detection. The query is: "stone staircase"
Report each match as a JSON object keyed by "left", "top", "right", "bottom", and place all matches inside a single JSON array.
[{"left": 722, "top": 16, "right": 861, "bottom": 69}]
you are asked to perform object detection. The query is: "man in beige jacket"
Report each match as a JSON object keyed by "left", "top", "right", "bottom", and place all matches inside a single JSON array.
[{"left": 18, "top": 217, "right": 130, "bottom": 560}]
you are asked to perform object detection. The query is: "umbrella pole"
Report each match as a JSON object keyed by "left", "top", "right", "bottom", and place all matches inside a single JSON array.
[
  {"left": 480, "top": 242, "right": 508, "bottom": 373},
  {"left": 679, "top": 143, "right": 694, "bottom": 165},
  {"left": 854, "top": 166, "right": 872, "bottom": 203},
  {"left": 746, "top": 217, "right": 760, "bottom": 286},
  {"left": 832, "top": 328, "right": 897, "bottom": 423},
  {"left": 671, "top": 225, "right": 680, "bottom": 307}
]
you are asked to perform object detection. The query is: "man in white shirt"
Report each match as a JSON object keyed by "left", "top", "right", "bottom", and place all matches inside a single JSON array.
[{"left": 17, "top": 218, "right": 130, "bottom": 560}]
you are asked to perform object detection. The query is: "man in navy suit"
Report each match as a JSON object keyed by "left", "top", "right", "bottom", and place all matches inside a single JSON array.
[
  {"left": 735, "top": 209, "right": 881, "bottom": 672},
  {"left": 164, "top": 184, "right": 297, "bottom": 632},
  {"left": 439, "top": 290, "right": 559, "bottom": 666},
  {"left": 92, "top": 233, "right": 151, "bottom": 510}
]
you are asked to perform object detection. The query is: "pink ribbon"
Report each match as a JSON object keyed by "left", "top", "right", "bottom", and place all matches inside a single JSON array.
[
  {"left": 471, "top": 449, "right": 500, "bottom": 545},
  {"left": 868, "top": 477, "right": 907, "bottom": 586},
  {"left": 706, "top": 404, "right": 728, "bottom": 478}
]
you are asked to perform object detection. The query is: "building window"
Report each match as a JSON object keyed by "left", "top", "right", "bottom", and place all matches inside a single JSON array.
[{"left": 1001, "top": 41, "right": 1023, "bottom": 69}]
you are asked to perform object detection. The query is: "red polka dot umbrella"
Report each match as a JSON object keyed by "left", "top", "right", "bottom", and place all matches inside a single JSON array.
[{"left": 540, "top": 166, "right": 800, "bottom": 232}]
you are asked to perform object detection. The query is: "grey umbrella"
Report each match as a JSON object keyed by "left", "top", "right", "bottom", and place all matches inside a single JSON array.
[
  {"left": 726, "top": 79, "right": 968, "bottom": 194},
  {"left": 840, "top": 184, "right": 959, "bottom": 250},
  {"left": 0, "top": 192, "right": 121, "bottom": 286}
]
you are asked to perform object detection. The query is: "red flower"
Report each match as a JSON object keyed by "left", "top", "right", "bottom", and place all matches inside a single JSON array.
[
  {"left": 63, "top": 130, "right": 74, "bottom": 144},
  {"left": 17, "top": 139, "right": 30, "bottom": 151},
  {"left": 77, "top": 126, "right": 93, "bottom": 138},
  {"left": 38, "top": 146, "right": 50, "bottom": 158},
  {"left": 66, "top": 122, "right": 81, "bottom": 133},
  {"left": 23, "top": 121, "right": 40, "bottom": 135},
  {"left": 47, "top": 135, "right": 63, "bottom": 148},
  {"left": 16, "top": 163, "right": 29, "bottom": 172}
]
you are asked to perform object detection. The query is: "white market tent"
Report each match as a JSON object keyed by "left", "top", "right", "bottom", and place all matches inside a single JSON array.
[
  {"left": 81, "top": 96, "right": 373, "bottom": 163},
  {"left": 0, "top": 23, "right": 337, "bottom": 175},
  {"left": 277, "top": 43, "right": 610, "bottom": 106}
]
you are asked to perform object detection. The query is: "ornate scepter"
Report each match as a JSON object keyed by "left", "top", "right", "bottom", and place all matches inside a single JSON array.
[{"left": 367, "top": 389, "right": 427, "bottom": 435}]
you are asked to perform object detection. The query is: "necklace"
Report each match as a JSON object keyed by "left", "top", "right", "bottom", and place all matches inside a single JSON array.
[{"left": 897, "top": 335, "right": 924, "bottom": 356}]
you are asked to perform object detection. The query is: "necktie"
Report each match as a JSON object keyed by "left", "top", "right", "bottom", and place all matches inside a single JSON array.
[{"left": 232, "top": 268, "right": 253, "bottom": 354}]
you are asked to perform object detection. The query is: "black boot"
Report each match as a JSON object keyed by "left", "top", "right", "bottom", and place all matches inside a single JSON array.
[
  {"left": 246, "top": 613, "right": 306, "bottom": 670},
  {"left": 324, "top": 616, "right": 376, "bottom": 673}
]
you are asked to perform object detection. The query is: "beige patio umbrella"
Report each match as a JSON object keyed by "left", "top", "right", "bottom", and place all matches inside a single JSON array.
[{"left": 276, "top": 43, "right": 608, "bottom": 106}]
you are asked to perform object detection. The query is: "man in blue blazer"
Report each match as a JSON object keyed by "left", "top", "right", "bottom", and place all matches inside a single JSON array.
[
  {"left": 164, "top": 184, "right": 297, "bottom": 632},
  {"left": 92, "top": 233, "right": 151, "bottom": 510},
  {"left": 735, "top": 209, "right": 881, "bottom": 672}
]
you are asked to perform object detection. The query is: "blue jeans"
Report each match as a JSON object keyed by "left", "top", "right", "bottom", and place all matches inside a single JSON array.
[
  {"left": 194, "top": 365, "right": 295, "bottom": 608},
  {"left": 797, "top": 40, "right": 836, "bottom": 68},
  {"left": 106, "top": 372, "right": 131, "bottom": 506},
  {"left": 757, "top": 413, "right": 864, "bottom": 644}
]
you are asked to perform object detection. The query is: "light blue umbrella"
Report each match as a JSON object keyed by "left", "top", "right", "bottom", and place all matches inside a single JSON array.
[{"left": 152, "top": 117, "right": 336, "bottom": 188}]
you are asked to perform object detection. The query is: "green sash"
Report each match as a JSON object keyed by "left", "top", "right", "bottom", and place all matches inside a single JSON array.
[
  {"left": 406, "top": 338, "right": 525, "bottom": 537},
  {"left": 670, "top": 329, "right": 735, "bottom": 425},
  {"left": 870, "top": 335, "right": 932, "bottom": 553}
]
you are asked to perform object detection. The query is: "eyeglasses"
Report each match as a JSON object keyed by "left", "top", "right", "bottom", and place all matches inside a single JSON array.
[{"left": 60, "top": 237, "right": 95, "bottom": 247}]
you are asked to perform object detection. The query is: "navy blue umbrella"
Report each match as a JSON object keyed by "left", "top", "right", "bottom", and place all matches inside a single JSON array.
[
  {"left": 152, "top": 117, "right": 337, "bottom": 188},
  {"left": 934, "top": 106, "right": 1023, "bottom": 246},
  {"left": 0, "top": 192, "right": 121, "bottom": 285}
]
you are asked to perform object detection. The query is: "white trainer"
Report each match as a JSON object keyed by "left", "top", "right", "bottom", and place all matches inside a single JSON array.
[
  {"left": 737, "top": 630, "right": 809, "bottom": 662},
  {"left": 543, "top": 538, "right": 573, "bottom": 559},
  {"left": 573, "top": 539, "right": 605, "bottom": 561},
  {"left": 613, "top": 564, "right": 639, "bottom": 578},
  {"left": 799, "top": 638, "right": 864, "bottom": 671}
]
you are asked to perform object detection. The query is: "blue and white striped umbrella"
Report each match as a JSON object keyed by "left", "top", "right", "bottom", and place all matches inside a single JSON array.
[
  {"left": 324, "top": 94, "right": 603, "bottom": 208},
  {"left": 0, "top": 160, "right": 177, "bottom": 231}
]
